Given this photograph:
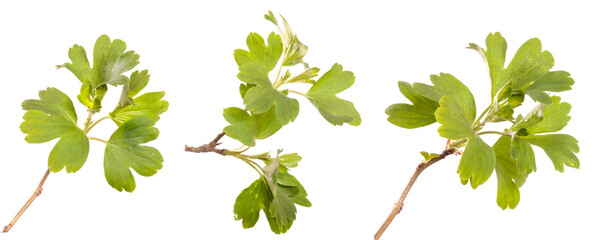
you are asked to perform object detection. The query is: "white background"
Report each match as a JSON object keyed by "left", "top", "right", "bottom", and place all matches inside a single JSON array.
[{"left": 0, "top": 1, "right": 598, "bottom": 239}]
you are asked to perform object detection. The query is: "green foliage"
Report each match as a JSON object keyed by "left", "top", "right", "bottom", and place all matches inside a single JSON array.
[
  {"left": 220, "top": 11, "right": 359, "bottom": 234},
  {"left": 23, "top": 35, "right": 168, "bottom": 192},
  {"left": 386, "top": 32, "right": 578, "bottom": 209},
  {"left": 21, "top": 87, "right": 89, "bottom": 173}
]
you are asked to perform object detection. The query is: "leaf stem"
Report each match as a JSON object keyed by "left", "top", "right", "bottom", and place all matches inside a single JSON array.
[
  {"left": 84, "top": 116, "right": 110, "bottom": 134},
  {"left": 473, "top": 105, "right": 491, "bottom": 127},
  {"left": 88, "top": 136, "right": 107, "bottom": 143},
  {"left": 287, "top": 89, "right": 307, "bottom": 97},
  {"left": 3, "top": 168, "right": 51, "bottom": 232},
  {"left": 374, "top": 148, "right": 456, "bottom": 240},
  {"left": 477, "top": 131, "right": 509, "bottom": 136}
]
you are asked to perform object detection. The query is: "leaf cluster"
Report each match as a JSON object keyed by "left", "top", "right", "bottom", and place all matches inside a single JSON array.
[
  {"left": 22, "top": 35, "right": 168, "bottom": 192},
  {"left": 224, "top": 11, "right": 361, "bottom": 234},
  {"left": 385, "top": 32, "right": 578, "bottom": 209}
]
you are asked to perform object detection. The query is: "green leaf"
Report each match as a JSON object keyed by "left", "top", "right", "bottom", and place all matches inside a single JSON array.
[
  {"left": 223, "top": 107, "right": 258, "bottom": 146},
  {"left": 510, "top": 103, "right": 545, "bottom": 131},
  {"left": 386, "top": 81, "right": 439, "bottom": 128},
  {"left": 267, "top": 184, "right": 297, "bottom": 233},
  {"left": 238, "top": 62, "right": 299, "bottom": 125},
  {"left": 128, "top": 70, "right": 151, "bottom": 98},
  {"left": 420, "top": 151, "right": 440, "bottom": 162},
  {"left": 234, "top": 178, "right": 270, "bottom": 229},
  {"left": 435, "top": 96, "right": 495, "bottom": 188},
  {"left": 522, "top": 134, "right": 579, "bottom": 172},
  {"left": 507, "top": 38, "right": 554, "bottom": 91},
  {"left": 104, "top": 116, "right": 163, "bottom": 192},
  {"left": 527, "top": 96, "right": 571, "bottom": 134},
  {"left": 435, "top": 96, "right": 474, "bottom": 139},
  {"left": 57, "top": 44, "right": 92, "bottom": 83},
  {"left": 305, "top": 63, "right": 361, "bottom": 126},
  {"left": 511, "top": 136, "right": 536, "bottom": 174},
  {"left": 264, "top": 10, "right": 278, "bottom": 25},
  {"left": 234, "top": 32, "right": 283, "bottom": 72},
  {"left": 414, "top": 73, "right": 476, "bottom": 123},
  {"left": 468, "top": 32, "right": 508, "bottom": 99},
  {"left": 91, "top": 35, "right": 140, "bottom": 87},
  {"left": 525, "top": 71, "right": 574, "bottom": 104},
  {"left": 284, "top": 67, "right": 319, "bottom": 84},
  {"left": 110, "top": 91, "right": 169, "bottom": 126},
  {"left": 279, "top": 153, "right": 302, "bottom": 168},
  {"left": 254, "top": 106, "right": 283, "bottom": 139},
  {"left": 20, "top": 87, "right": 89, "bottom": 173},
  {"left": 458, "top": 135, "right": 496, "bottom": 188},
  {"left": 494, "top": 136, "right": 529, "bottom": 210}
]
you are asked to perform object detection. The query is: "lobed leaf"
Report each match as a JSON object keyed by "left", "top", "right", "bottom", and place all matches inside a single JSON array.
[
  {"left": 238, "top": 62, "right": 299, "bottom": 125},
  {"left": 223, "top": 107, "right": 258, "bottom": 146},
  {"left": 20, "top": 87, "right": 89, "bottom": 173},
  {"left": 305, "top": 63, "right": 361, "bottom": 126},
  {"left": 234, "top": 32, "right": 283, "bottom": 72},
  {"left": 522, "top": 134, "right": 579, "bottom": 172},
  {"left": 494, "top": 136, "right": 529, "bottom": 210},
  {"left": 110, "top": 91, "right": 169, "bottom": 126},
  {"left": 103, "top": 116, "right": 163, "bottom": 192},
  {"left": 386, "top": 81, "right": 439, "bottom": 128}
]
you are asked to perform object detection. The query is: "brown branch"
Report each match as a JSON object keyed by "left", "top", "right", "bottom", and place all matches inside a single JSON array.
[
  {"left": 374, "top": 148, "right": 456, "bottom": 240},
  {"left": 3, "top": 168, "right": 51, "bottom": 232},
  {"left": 184, "top": 132, "right": 227, "bottom": 155}
]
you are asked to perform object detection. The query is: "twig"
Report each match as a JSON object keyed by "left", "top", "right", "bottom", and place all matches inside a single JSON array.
[
  {"left": 185, "top": 132, "right": 227, "bottom": 155},
  {"left": 3, "top": 168, "right": 51, "bottom": 232},
  {"left": 374, "top": 148, "right": 456, "bottom": 240}
]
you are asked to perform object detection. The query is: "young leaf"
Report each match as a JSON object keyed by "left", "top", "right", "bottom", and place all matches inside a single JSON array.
[
  {"left": 510, "top": 136, "right": 536, "bottom": 174},
  {"left": 238, "top": 62, "right": 299, "bottom": 124},
  {"left": 524, "top": 71, "right": 574, "bottom": 104},
  {"left": 91, "top": 35, "right": 140, "bottom": 87},
  {"left": 305, "top": 63, "right": 361, "bottom": 126},
  {"left": 223, "top": 107, "right": 258, "bottom": 146},
  {"left": 56, "top": 44, "right": 92, "bottom": 83},
  {"left": 110, "top": 91, "right": 169, "bottom": 126},
  {"left": 103, "top": 116, "right": 163, "bottom": 192},
  {"left": 234, "top": 32, "right": 283, "bottom": 72},
  {"left": 494, "top": 136, "right": 528, "bottom": 210},
  {"left": 468, "top": 32, "right": 508, "bottom": 99},
  {"left": 507, "top": 38, "right": 554, "bottom": 91},
  {"left": 435, "top": 96, "right": 495, "bottom": 188},
  {"left": 20, "top": 87, "right": 89, "bottom": 173},
  {"left": 526, "top": 96, "right": 571, "bottom": 134},
  {"left": 522, "top": 134, "right": 579, "bottom": 172},
  {"left": 386, "top": 81, "right": 439, "bottom": 128},
  {"left": 278, "top": 153, "right": 302, "bottom": 168},
  {"left": 233, "top": 178, "right": 270, "bottom": 229},
  {"left": 128, "top": 70, "right": 151, "bottom": 98},
  {"left": 415, "top": 73, "right": 476, "bottom": 123}
]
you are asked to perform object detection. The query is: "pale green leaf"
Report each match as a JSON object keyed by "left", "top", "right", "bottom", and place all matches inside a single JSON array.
[
  {"left": 522, "top": 134, "right": 579, "bottom": 172},
  {"left": 20, "top": 87, "right": 89, "bottom": 173},
  {"left": 57, "top": 44, "right": 92, "bottom": 83},
  {"left": 415, "top": 73, "right": 476, "bottom": 123},
  {"left": 386, "top": 81, "right": 439, "bottom": 128},
  {"left": 494, "top": 136, "right": 529, "bottom": 210},
  {"left": 234, "top": 178, "right": 270, "bottom": 229},
  {"left": 91, "top": 35, "right": 140, "bottom": 87},
  {"left": 305, "top": 63, "right": 361, "bottom": 126},
  {"left": 110, "top": 91, "right": 169, "bottom": 126},
  {"left": 527, "top": 96, "right": 571, "bottom": 134},
  {"left": 104, "top": 116, "right": 163, "bottom": 192},
  {"left": 507, "top": 38, "right": 554, "bottom": 91},
  {"left": 234, "top": 32, "right": 283, "bottom": 72},
  {"left": 511, "top": 136, "right": 536, "bottom": 174},
  {"left": 238, "top": 62, "right": 299, "bottom": 124},
  {"left": 458, "top": 135, "right": 496, "bottom": 189},
  {"left": 223, "top": 107, "right": 258, "bottom": 146}
]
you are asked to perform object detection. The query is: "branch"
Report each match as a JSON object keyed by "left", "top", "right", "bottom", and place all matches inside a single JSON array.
[
  {"left": 374, "top": 148, "right": 456, "bottom": 240},
  {"left": 3, "top": 168, "right": 51, "bottom": 232},
  {"left": 184, "top": 132, "right": 227, "bottom": 155}
]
